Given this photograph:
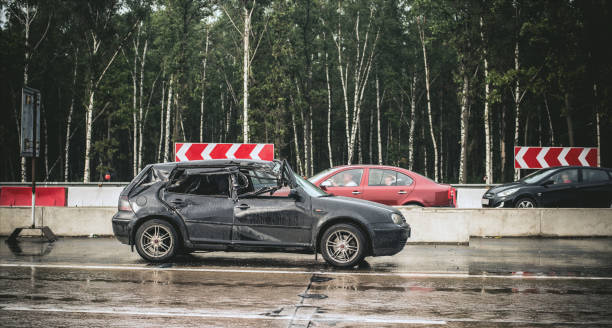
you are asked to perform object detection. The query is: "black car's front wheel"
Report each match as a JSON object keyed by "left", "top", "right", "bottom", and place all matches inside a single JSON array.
[
  {"left": 135, "top": 219, "right": 178, "bottom": 262},
  {"left": 515, "top": 198, "right": 536, "bottom": 208},
  {"left": 320, "top": 223, "right": 366, "bottom": 267}
]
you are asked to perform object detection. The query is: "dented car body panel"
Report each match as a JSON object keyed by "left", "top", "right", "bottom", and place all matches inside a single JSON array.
[{"left": 112, "top": 159, "right": 410, "bottom": 257}]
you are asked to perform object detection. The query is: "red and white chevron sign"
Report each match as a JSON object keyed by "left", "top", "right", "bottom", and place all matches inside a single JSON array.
[
  {"left": 174, "top": 143, "right": 274, "bottom": 162},
  {"left": 514, "top": 146, "right": 598, "bottom": 169}
]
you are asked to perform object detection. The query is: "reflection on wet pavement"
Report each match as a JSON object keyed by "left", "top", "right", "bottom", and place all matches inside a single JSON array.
[{"left": 2, "top": 237, "right": 612, "bottom": 327}]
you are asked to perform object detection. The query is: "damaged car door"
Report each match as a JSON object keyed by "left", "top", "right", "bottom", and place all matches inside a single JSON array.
[
  {"left": 232, "top": 167, "right": 312, "bottom": 247},
  {"left": 163, "top": 168, "right": 234, "bottom": 244}
]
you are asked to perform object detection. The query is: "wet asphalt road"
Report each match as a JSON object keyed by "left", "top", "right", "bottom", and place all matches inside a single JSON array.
[{"left": 1, "top": 237, "right": 612, "bottom": 327}]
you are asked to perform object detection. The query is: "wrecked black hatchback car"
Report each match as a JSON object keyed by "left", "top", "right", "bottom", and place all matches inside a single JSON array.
[{"left": 112, "top": 159, "right": 410, "bottom": 267}]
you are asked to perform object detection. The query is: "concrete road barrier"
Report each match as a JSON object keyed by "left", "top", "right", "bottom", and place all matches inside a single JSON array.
[
  {"left": 0, "top": 207, "right": 115, "bottom": 236},
  {"left": 455, "top": 188, "right": 488, "bottom": 208},
  {"left": 398, "top": 207, "right": 470, "bottom": 243},
  {"left": 1, "top": 207, "right": 611, "bottom": 242},
  {"left": 67, "top": 186, "right": 124, "bottom": 207}
]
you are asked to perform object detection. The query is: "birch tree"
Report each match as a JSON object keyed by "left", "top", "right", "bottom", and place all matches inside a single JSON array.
[
  {"left": 64, "top": 46, "right": 78, "bottom": 182},
  {"left": 81, "top": 2, "right": 137, "bottom": 182},
  {"left": 480, "top": 15, "right": 492, "bottom": 184},
  {"left": 222, "top": 1, "right": 268, "bottom": 143},
  {"left": 6, "top": 0, "right": 51, "bottom": 181},
  {"left": 324, "top": 31, "right": 333, "bottom": 168},
  {"left": 199, "top": 29, "right": 209, "bottom": 142},
  {"left": 333, "top": 5, "right": 379, "bottom": 165},
  {"left": 417, "top": 15, "right": 439, "bottom": 182}
]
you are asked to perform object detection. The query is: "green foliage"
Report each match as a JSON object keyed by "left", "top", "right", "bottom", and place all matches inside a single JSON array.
[{"left": 1, "top": 0, "right": 610, "bottom": 183}]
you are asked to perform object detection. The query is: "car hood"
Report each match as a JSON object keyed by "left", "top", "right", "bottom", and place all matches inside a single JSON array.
[
  {"left": 487, "top": 182, "right": 523, "bottom": 195},
  {"left": 317, "top": 195, "right": 398, "bottom": 214}
]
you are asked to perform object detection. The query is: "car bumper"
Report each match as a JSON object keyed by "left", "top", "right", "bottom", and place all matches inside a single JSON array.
[
  {"left": 371, "top": 223, "right": 410, "bottom": 256},
  {"left": 112, "top": 211, "right": 136, "bottom": 244},
  {"left": 481, "top": 196, "right": 514, "bottom": 208}
]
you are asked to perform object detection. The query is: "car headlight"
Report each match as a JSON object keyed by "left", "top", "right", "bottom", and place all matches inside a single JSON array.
[
  {"left": 498, "top": 187, "right": 519, "bottom": 197},
  {"left": 391, "top": 213, "right": 404, "bottom": 225}
]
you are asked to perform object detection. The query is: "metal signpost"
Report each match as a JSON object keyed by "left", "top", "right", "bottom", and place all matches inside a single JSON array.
[{"left": 7, "top": 87, "right": 56, "bottom": 243}]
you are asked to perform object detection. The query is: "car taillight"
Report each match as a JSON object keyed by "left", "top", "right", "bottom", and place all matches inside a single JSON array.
[
  {"left": 118, "top": 196, "right": 132, "bottom": 212},
  {"left": 448, "top": 187, "right": 457, "bottom": 207}
]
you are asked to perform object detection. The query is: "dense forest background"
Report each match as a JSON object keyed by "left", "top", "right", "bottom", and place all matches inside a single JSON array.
[{"left": 1, "top": 0, "right": 610, "bottom": 183}]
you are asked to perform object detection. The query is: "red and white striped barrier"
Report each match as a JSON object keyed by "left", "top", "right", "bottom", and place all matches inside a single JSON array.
[
  {"left": 174, "top": 143, "right": 274, "bottom": 162},
  {"left": 514, "top": 146, "right": 598, "bottom": 169}
]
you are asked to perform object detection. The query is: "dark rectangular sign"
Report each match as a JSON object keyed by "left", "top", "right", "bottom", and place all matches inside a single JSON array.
[{"left": 20, "top": 87, "right": 40, "bottom": 158}]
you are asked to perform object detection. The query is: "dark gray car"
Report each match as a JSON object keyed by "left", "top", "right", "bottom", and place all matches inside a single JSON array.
[
  {"left": 482, "top": 166, "right": 612, "bottom": 208},
  {"left": 112, "top": 159, "right": 410, "bottom": 267}
]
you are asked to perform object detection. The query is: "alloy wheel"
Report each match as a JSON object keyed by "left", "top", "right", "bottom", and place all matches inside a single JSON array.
[
  {"left": 325, "top": 230, "right": 360, "bottom": 264},
  {"left": 139, "top": 224, "right": 174, "bottom": 258},
  {"left": 517, "top": 200, "right": 535, "bottom": 208}
]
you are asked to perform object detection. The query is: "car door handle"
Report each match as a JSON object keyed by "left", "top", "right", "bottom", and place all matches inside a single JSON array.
[
  {"left": 171, "top": 199, "right": 185, "bottom": 204},
  {"left": 398, "top": 191, "right": 407, "bottom": 194},
  {"left": 236, "top": 204, "right": 250, "bottom": 210},
  {"left": 352, "top": 191, "right": 361, "bottom": 195}
]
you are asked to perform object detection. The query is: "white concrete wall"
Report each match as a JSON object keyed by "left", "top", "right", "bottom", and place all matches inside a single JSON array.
[
  {"left": 455, "top": 188, "right": 488, "bottom": 208},
  {"left": 398, "top": 208, "right": 470, "bottom": 243},
  {"left": 67, "top": 187, "right": 124, "bottom": 207},
  {"left": 0, "top": 207, "right": 115, "bottom": 236},
  {"left": 2, "top": 207, "right": 611, "bottom": 241}
]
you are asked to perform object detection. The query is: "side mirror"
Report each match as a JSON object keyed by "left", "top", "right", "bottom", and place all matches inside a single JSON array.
[
  {"left": 288, "top": 188, "right": 301, "bottom": 200},
  {"left": 542, "top": 179, "right": 554, "bottom": 187},
  {"left": 320, "top": 180, "right": 332, "bottom": 187},
  {"left": 320, "top": 185, "right": 328, "bottom": 191}
]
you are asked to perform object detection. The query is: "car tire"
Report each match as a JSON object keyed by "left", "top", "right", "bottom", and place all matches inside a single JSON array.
[
  {"left": 515, "top": 198, "right": 536, "bottom": 208},
  {"left": 320, "top": 223, "right": 366, "bottom": 268},
  {"left": 135, "top": 219, "right": 178, "bottom": 262}
]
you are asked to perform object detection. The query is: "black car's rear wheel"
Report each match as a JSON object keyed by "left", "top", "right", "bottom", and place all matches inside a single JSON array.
[
  {"left": 320, "top": 223, "right": 366, "bottom": 267},
  {"left": 515, "top": 198, "right": 536, "bottom": 208},
  {"left": 135, "top": 219, "right": 177, "bottom": 262}
]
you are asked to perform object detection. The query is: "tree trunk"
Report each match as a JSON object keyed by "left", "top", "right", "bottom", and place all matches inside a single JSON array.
[
  {"left": 544, "top": 95, "right": 555, "bottom": 146},
  {"left": 458, "top": 65, "right": 469, "bottom": 184},
  {"left": 408, "top": 71, "right": 416, "bottom": 171},
  {"left": 200, "top": 30, "right": 209, "bottom": 143},
  {"left": 137, "top": 38, "right": 148, "bottom": 172},
  {"left": 513, "top": 40, "right": 521, "bottom": 180},
  {"left": 242, "top": 5, "right": 250, "bottom": 143},
  {"left": 500, "top": 104, "right": 506, "bottom": 180},
  {"left": 418, "top": 17, "right": 439, "bottom": 181},
  {"left": 132, "top": 26, "right": 140, "bottom": 178},
  {"left": 325, "top": 41, "right": 333, "bottom": 168},
  {"left": 480, "top": 16, "right": 492, "bottom": 184},
  {"left": 564, "top": 93, "right": 574, "bottom": 146},
  {"left": 163, "top": 75, "right": 174, "bottom": 162},
  {"left": 291, "top": 111, "right": 303, "bottom": 175},
  {"left": 64, "top": 47, "right": 78, "bottom": 181},
  {"left": 157, "top": 80, "right": 165, "bottom": 163},
  {"left": 309, "top": 109, "right": 313, "bottom": 175},
  {"left": 83, "top": 86, "right": 95, "bottom": 182},
  {"left": 43, "top": 110, "right": 48, "bottom": 180},
  {"left": 376, "top": 75, "right": 382, "bottom": 165}
]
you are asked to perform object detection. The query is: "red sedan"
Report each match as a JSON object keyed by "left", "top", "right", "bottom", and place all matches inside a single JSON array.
[{"left": 309, "top": 165, "right": 456, "bottom": 207}]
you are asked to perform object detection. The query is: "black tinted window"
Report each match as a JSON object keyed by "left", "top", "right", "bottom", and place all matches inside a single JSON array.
[
  {"left": 583, "top": 169, "right": 610, "bottom": 183},
  {"left": 549, "top": 169, "right": 579, "bottom": 184},
  {"left": 168, "top": 173, "right": 230, "bottom": 197}
]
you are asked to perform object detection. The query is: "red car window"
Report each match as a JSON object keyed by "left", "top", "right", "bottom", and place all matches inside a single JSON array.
[
  {"left": 368, "top": 169, "right": 413, "bottom": 187},
  {"left": 322, "top": 169, "right": 364, "bottom": 187}
]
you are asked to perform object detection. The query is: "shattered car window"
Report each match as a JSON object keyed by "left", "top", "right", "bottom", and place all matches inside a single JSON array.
[{"left": 168, "top": 171, "right": 230, "bottom": 197}]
